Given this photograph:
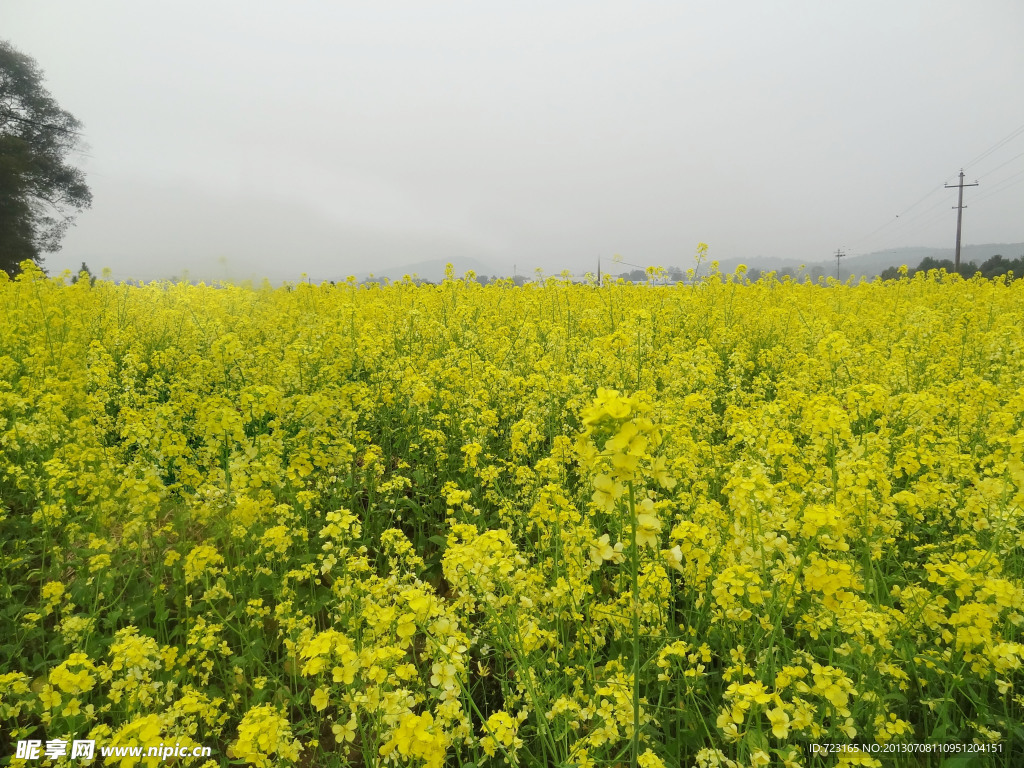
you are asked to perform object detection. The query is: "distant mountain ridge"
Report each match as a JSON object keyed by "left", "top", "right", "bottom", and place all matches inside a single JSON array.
[
  {"left": 715, "top": 243, "right": 1024, "bottom": 279},
  {"left": 355, "top": 256, "right": 505, "bottom": 283},
  {"left": 354, "top": 244, "right": 1024, "bottom": 284},
  {"left": 840, "top": 243, "right": 1024, "bottom": 276}
]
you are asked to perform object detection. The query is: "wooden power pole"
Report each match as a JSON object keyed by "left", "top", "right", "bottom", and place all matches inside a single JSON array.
[
  {"left": 834, "top": 248, "right": 845, "bottom": 279},
  {"left": 945, "top": 170, "right": 978, "bottom": 272}
]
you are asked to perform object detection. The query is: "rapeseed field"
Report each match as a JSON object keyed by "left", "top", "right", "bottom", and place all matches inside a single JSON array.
[{"left": 1, "top": 258, "right": 1022, "bottom": 767}]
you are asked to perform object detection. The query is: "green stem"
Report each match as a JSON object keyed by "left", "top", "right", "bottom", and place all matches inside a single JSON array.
[{"left": 628, "top": 480, "right": 640, "bottom": 768}]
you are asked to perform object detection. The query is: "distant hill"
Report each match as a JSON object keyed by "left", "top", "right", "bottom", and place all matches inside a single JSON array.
[
  {"left": 353, "top": 245, "right": 1024, "bottom": 284},
  {"left": 842, "top": 243, "right": 1024, "bottom": 277},
  {"left": 716, "top": 243, "right": 1024, "bottom": 280},
  {"left": 356, "top": 256, "right": 505, "bottom": 283}
]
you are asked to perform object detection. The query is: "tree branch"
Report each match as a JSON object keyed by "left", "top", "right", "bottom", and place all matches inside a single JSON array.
[{"left": 0, "top": 107, "right": 83, "bottom": 137}]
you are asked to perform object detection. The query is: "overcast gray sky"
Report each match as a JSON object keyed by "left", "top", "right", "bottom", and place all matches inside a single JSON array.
[{"left": 3, "top": 1, "right": 1023, "bottom": 281}]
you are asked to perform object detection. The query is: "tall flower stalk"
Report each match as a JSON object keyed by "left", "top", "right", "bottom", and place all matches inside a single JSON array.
[{"left": 577, "top": 387, "right": 675, "bottom": 767}]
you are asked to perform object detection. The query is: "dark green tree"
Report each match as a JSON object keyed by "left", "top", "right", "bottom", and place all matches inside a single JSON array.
[
  {"left": 980, "top": 254, "right": 1010, "bottom": 278},
  {"left": 71, "top": 260, "right": 95, "bottom": 286},
  {"left": 1, "top": 40, "right": 91, "bottom": 276}
]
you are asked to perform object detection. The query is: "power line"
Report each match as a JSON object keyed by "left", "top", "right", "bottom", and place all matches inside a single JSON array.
[
  {"left": 848, "top": 188, "right": 955, "bottom": 255},
  {"left": 969, "top": 167, "right": 1024, "bottom": 206},
  {"left": 961, "top": 119, "right": 1024, "bottom": 174},
  {"left": 846, "top": 183, "right": 948, "bottom": 251},
  {"left": 847, "top": 119, "right": 1024, "bottom": 257},
  {"left": 855, "top": 169, "right": 1020, "bottom": 257},
  {"left": 872, "top": 207, "right": 955, "bottom": 251},
  {"left": 848, "top": 180, "right": 990, "bottom": 257},
  {"left": 973, "top": 147, "right": 1024, "bottom": 180},
  {"left": 980, "top": 164, "right": 1024, "bottom": 191}
]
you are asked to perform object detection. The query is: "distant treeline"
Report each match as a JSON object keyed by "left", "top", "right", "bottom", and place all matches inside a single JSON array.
[
  {"left": 349, "top": 256, "right": 1023, "bottom": 287},
  {"left": 879, "top": 254, "right": 1023, "bottom": 281}
]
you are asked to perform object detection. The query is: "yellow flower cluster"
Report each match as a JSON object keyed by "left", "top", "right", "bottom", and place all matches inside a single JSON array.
[
  {"left": 231, "top": 704, "right": 301, "bottom": 767},
  {"left": 2, "top": 260, "right": 1023, "bottom": 766}
]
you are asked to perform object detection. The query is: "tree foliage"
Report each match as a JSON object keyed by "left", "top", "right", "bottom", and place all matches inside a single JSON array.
[
  {"left": 0, "top": 39, "right": 91, "bottom": 276},
  {"left": 879, "top": 254, "right": 1024, "bottom": 281}
]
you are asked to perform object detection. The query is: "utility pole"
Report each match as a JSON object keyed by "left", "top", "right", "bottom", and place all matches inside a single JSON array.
[
  {"left": 834, "top": 248, "right": 845, "bottom": 279},
  {"left": 945, "top": 170, "right": 978, "bottom": 272},
  {"left": 597, "top": 257, "right": 601, "bottom": 287}
]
